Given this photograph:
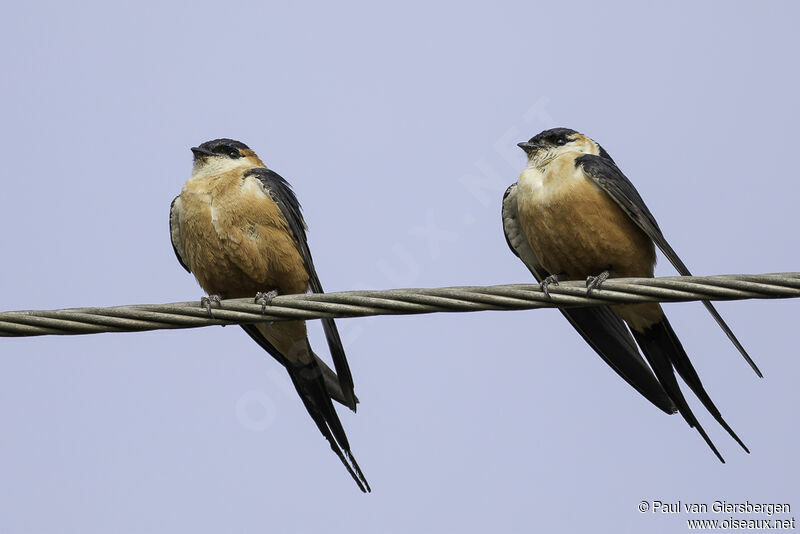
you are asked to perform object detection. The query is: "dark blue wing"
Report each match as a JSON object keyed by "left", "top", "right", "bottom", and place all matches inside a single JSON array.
[
  {"left": 169, "top": 196, "right": 191, "bottom": 273},
  {"left": 576, "top": 155, "right": 760, "bottom": 377},
  {"left": 245, "top": 167, "right": 357, "bottom": 410}
]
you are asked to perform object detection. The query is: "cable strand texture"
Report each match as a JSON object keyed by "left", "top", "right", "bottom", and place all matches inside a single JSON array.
[{"left": 1, "top": 273, "right": 798, "bottom": 338}]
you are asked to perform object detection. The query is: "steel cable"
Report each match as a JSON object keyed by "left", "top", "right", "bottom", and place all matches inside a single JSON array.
[{"left": 1, "top": 272, "right": 798, "bottom": 337}]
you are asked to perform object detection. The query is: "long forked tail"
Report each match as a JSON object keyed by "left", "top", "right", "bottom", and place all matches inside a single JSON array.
[
  {"left": 630, "top": 316, "right": 748, "bottom": 463},
  {"left": 561, "top": 306, "right": 677, "bottom": 415},
  {"left": 288, "top": 361, "right": 371, "bottom": 492}
]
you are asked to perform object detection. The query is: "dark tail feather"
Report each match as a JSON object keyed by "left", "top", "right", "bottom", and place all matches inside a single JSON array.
[
  {"left": 659, "top": 319, "right": 750, "bottom": 453},
  {"left": 631, "top": 318, "right": 732, "bottom": 463},
  {"left": 310, "top": 274, "right": 358, "bottom": 411},
  {"left": 701, "top": 300, "right": 762, "bottom": 378},
  {"left": 319, "top": 317, "right": 358, "bottom": 411},
  {"left": 313, "top": 350, "right": 359, "bottom": 410},
  {"left": 288, "top": 361, "right": 371, "bottom": 492},
  {"left": 562, "top": 307, "right": 676, "bottom": 415},
  {"left": 240, "top": 324, "right": 356, "bottom": 410}
]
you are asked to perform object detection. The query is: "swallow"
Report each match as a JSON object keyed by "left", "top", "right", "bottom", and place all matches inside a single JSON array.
[
  {"left": 502, "top": 127, "right": 760, "bottom": 462},
  {"left": 169, "top": 138, "right": 369, "bottom": 491}
]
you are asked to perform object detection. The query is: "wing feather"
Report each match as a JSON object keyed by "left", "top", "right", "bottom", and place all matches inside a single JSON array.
[
  {"left": 169, "top": 196, "right": 191, "bottom": 273},
  {"left": 502, "top": 184, "right": 676, "bottom": 414},
  {"left": 245, "top": 168, "right": 358, "bottom": 410},
  {"left": 576, "top": 155, "right": 761, "bottom": 377}
]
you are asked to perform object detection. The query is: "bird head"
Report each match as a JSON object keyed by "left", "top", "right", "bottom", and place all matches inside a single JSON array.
[
  {"left": 517, "top": 128, "right": 609, "bottom": 167},
  {"left": 190, "top": 138, "right": 265, "bottom": 177}
]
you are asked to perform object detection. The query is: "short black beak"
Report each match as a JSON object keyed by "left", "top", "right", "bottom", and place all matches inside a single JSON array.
[
  {"left": 517, "top": 142, "right": 541, "bottom": 153},
  {"left": 190, "top": 146, "right": 215, "bottom": 158}
]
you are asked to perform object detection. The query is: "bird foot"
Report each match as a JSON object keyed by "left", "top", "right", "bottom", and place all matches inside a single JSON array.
[
  {"left": 200, "top": 294, "right": 222, "bottom": 316},
  {"left": 586, "top": 271, "right": 610, "bottom": 296},
  {"left": 540, "top": 274, "right": 561, "bottom": 299},
  {"left": 254, "top": 290, "right": 280, "bottom": 313}
]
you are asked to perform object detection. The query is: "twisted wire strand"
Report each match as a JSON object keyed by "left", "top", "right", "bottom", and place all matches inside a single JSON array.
[{"left": 1, "top": 272, "right": 798, "bottom": 338}]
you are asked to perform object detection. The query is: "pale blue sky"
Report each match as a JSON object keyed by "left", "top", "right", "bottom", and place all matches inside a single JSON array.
[{"left": 1, "top": 1, "right": 798, "bottom": 532}]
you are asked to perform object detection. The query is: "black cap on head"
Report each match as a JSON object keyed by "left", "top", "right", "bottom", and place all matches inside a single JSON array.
[
  {"left": 517, "top": 128, "right": 615, "bottom": 162},
  {"left": 196, "top": 138, "right": 250, "bottom": 152},
  {"left": 518, "top": 128, "right": 579, "bottom": 154},
  {"left": 527, "top": 128, "right": 579, "bottom": 146},
  {"left": 191, "top": 138, "right": 251, "bottom": 160}
]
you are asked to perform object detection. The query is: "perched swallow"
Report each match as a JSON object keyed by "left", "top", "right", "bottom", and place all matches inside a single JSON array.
[
  {"left": 169, "top": 138, "right": 369, "bottom": 491},
  {"left": 502, "top": 127, "right": 760, "bottom": 462}
]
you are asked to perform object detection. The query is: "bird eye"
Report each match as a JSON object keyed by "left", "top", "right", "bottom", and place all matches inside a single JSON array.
[
  {"left": 229, "top": 149, "right": 241, "bottom": 159},
  {"left": 556, "top": 137, "right": 570, "bottom": 146}
]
